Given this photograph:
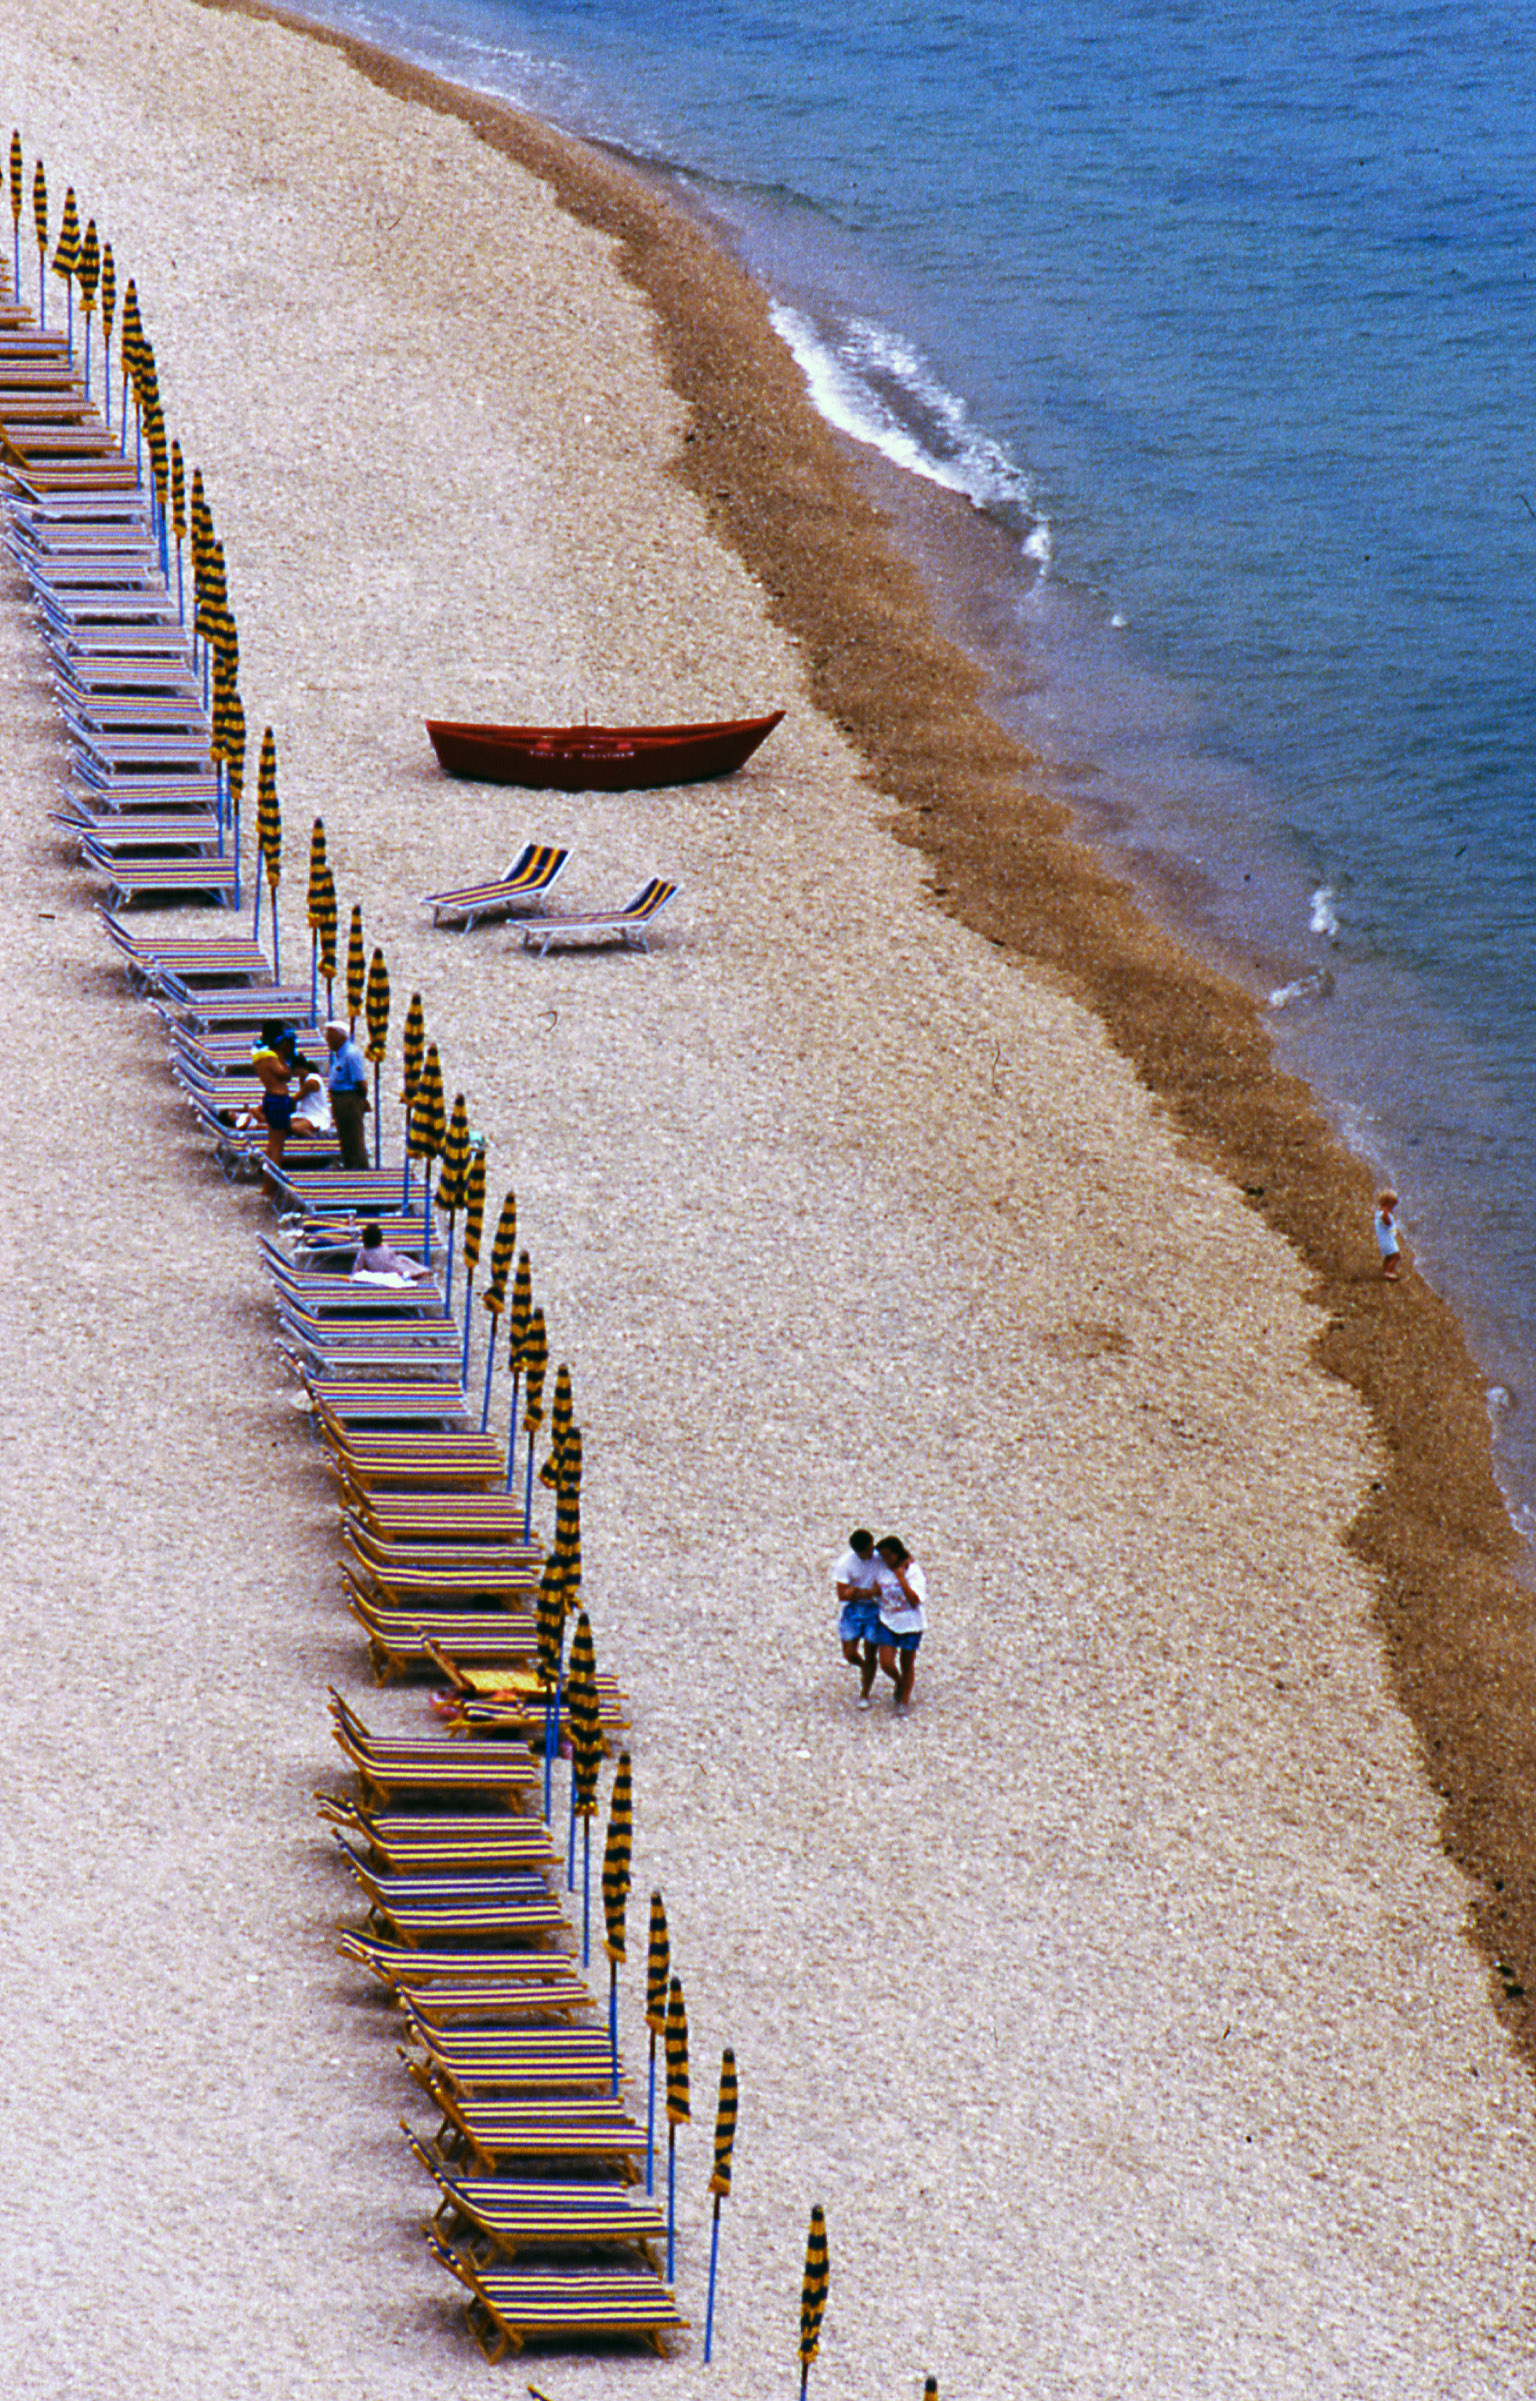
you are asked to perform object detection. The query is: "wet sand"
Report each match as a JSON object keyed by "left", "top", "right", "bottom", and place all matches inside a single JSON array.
[{"left": 4, "top": 0, "right": 1536, "bottom": 2391}]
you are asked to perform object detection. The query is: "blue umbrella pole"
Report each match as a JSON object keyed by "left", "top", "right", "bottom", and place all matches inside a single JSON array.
[
  {"left": 401, "top": 1140, "right": 410, "bottom": 1214},
  {"left": 82, "top": 317, "right": 91, "bottom": 395},
  {"left": 232, "top": 795, "right": 241, "bottom": 911},
  {"left": 609, "top": 1963, "right": 619, "bottom": 2097},
  {"left": 581, "top": 1818, "right": 591, "bottom": 1969},
  {"left": 175, "top": 540, "right": 184, "bottom": 623},
  {"left": 667, "top": 2126, "right": 677, "bottom": 2283},
  {"left": 567, "top": 1742, "right": 579, "bottom": 1889},
  {"left": 309, "top": 931, "right": 317, "bottom": 1026},
  {"left": 523, "top": 1430, "right": 537, "bottom": 1542},
  {"left": 421, "top": 1186, "right": 433, "bottom": 1267},
  {"left": 66, "top": 285, "right": 73, "bottom": 359},
  {"left": 704, "top": 2198, "right": 722, "bottom": 2357},
  {"left": 251, "top": 870, "right": 262, "bottom": 942},
  {"left": 460, "top": 1269, "right": 475, "bottom": 1387},
  {"left": 271, "top": 901, "right": 280, "bottom": 986},
  {"left": 504, "top": 1369, "right": 522, "bottom": 1494},
  {"left": 373, "top": 1064, "right": 382, "bottom": 1168},
  {"left": 646, "top": 2034, "right": 657, "bottom": 2194},
  {"left": 480, "top": 1331, "right": 497, "bottom": 1435},
  {"left": 443, "top": 1213, "right": 457, "bottom": 1309}
]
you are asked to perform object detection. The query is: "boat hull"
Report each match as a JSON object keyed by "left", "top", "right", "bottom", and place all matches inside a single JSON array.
[{"left": 425, "top": 710, "right": 784, "bottom": 791}]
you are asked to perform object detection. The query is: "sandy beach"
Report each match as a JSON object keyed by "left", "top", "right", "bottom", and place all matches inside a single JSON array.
[{"left": 4, "top": 2, "right": 1536, "bottom": 2392}]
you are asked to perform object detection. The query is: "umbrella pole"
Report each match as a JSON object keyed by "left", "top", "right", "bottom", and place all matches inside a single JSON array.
[
  {"left": 309, "top": 930, "right": 317, "bottom": 1027},
  {"left": 443, "top": 1212, "right": 457, "bottom": 1309},
  {"left": 251, "top": 868, "right": 262, "bottom": 942},
  {"left": 271, "top": 897, "right": 280, "bottom": 986},
  {"left": 480, "top": 1335, "right": 497, "bottom": 1436},
  {"left": 704, "top": 2197, "right": 722, "bottom": 2357},
  {"left": 523, "top": 1427, "right": 537, "bottom": 1543},
  {"left": 83, "top": 317, "right": 90, "bottom": 397},
  {"left": 504, "top": 1368, "right": 522, "bottom": 1495},
  {"left": 667, "top": 2124, "right": 677, "bottom": 2283},
  {"left": 460, "top": 1267, "right": 475, "bottom": 1387},
  {"left": 647, "top": 2033, "right": 657, "bottom": 2193},
  {"left": 568, "top": 1735, "right": 580, "bottom": 1889},
  {"left": 581, "top": 1818, "right": 591, "bottom": 1969},
  {"left": 232, "top": 790, "right": 241, "bottom": 912},
  {"left": 373, "top": 1062, "right": 382, "bottom": 1168},
  {"left": 609, "top": 1961, "right": 619, "bottom": 2097}
]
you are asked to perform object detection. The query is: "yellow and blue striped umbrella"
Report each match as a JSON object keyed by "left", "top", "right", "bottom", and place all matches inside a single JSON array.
[
  {"left": 601, "top": 1749, "right": 633, "bottom": 2095},
  {"left": 346, "top": 905, "right": 366, "bottom": 1028},
  {"left": 52, "top": 186, "right": 79, "bottom": 350},
  {"left": 254, "top": 727, "right": 281, "bottom": 970},
  {"left": 458, "top": 1146, "right": 488, "bottom": 1385},
  {"left": 568, "top": 1606, "right": 603, "bottom": 1963},
  {"left": 306, "top": 818, "right": 329, "bottom": 934},
  {"left": 644, "top": 1888, "right": 670, "bottom": 2195},
  {"left": 704, "top": 2045, "right": 739, "bottom": 2361},
  {"left": 315, "top": 863, "right": 338, "bottom": 996},
  {"left": 364, "top": 948, "right": 390, "bottom": 1064},
  {"left": 399, "top": 992, "right": 424, "bottom": 1107},
  {"left": 31, "top": 158, "right": 45, "bottom": 321},
  {"left": 799, "top": 2205, "right": 829, "bottom": 2394},
  {"left": 664, "top": 1971, "right": 690, "bottom": 2282},
  {"left": 407, "top": 1039, "right": 446, "bottom": 1162}
]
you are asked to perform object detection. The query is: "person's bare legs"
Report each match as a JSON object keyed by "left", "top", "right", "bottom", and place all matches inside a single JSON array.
[
  {"left": 895, "top": 1648, "right": 917, "bottom": 1708},
  {"left": 877, "top": 1642, "right": 901, "bottom": 1696}
]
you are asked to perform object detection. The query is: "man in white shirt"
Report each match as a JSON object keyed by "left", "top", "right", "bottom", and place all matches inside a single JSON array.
[
  {"left": 834, "top": 1529, "right": 884, "bottom": 1709},
  {"left": 875, "top": 1535, "right": 928, "bottom": 1714}
]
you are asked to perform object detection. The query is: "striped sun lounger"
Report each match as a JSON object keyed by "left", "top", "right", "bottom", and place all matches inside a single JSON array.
[
  {"left": 307, "top": 1380, "right": 470, "bottom": 1432},
  {"left": 328, "top": 1690, "right": 538, "bottom": 1808},
  {"left": 413, "top": 2097, "right": 648, "bottom": 2181},
  {"left": 424, "top": 2237, "right": 687, "bottom": 2361},
  {"left": 396, "top": 1972, "right": 593, "bottom": 2026},
  {"left": 340, "top": 1933, "right": 582, "bottom": 1990},
  {"left": 409, "top": 2140, "right": 664, "bottom": 2262},
  {"left": 319, "top": 1797, "right": 560, "bottom": 1880},
  {"left": 401, "top": 2019, "right": 621, "bottom": 2100},
  {"left": 424, "top": 841, "right": 571, "bottom": 930},
  {"left": 516, "top": 877, "right": 678, "bottom": 959},
  {"left": 344, "top": 1585, "right": 535, "bottom": 1686}
]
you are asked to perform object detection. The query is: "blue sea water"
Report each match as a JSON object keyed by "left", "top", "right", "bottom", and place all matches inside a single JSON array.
[{"left": 296, "top": 0, "right": 1536, "bottom": 1530}]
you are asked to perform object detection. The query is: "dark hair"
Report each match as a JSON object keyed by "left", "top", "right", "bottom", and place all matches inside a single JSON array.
[
  {"left": 849, "top": 1529, "right": 874, "bottom": 1555},
  {"left": 360, "top": 1222, "right": 383, "bottom": 1250},
  {"left": 877, "top": 1535, "right": 909, "bottom": 1565}
]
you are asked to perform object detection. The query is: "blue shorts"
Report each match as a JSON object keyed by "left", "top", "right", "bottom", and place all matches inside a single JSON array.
[
  {"left": 261, "top": 1091, "right": 296, "bottom": 1130},
  {"left": 839, "top": 1599, "right": 883, "bottom": 1646},
  {"left": 880, "top": 1625, "right": 923, "bottom": 1655}
]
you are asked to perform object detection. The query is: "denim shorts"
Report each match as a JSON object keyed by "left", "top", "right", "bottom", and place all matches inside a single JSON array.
[
  {"left": 839, "top": 1599, "right": 884, "bottom": 1646},
  {"left": 880, "top": 1625, "right": 923, "bottom": 1655}
]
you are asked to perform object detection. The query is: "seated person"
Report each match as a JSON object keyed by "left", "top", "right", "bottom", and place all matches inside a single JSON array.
[
  {"left": 350, "top": 1220, "right": 434, "bottom": 1283},
  {"left": 292, "top": 1072, "right": 334, "bottom": 1137}
]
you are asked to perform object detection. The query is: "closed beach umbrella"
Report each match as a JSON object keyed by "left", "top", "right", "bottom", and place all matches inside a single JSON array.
[
  {"left": 315, "top": 865, "right": 338, "bottom": 1009},
  {"left": 99, "top": 242, "right": 115, "bottom": 429},
  {"left": 364, "top": 947, "right": 389, "bottom": 1164},
  {"left": 407, "top": 1041, "right": 445, "bottom": 1256},
  {"left": 567, "top": 1608, "right": 603, "bottom": 1958},
  {"left": 8, "top": 132, "right": 20, "bottom": 297},
  {"left": 254, "top": 727, "right": 281, "bottom": 971},
  {"left": 799, "top": 2206, "right": 829, "bottom": 2398},
  {"left": 119, "top": 279, "right": 142, "bottom": 462},
  {"left": 436, "top": 1093, "right": 471, "bottom": 1303},
  {"left": 224, "top": 690, "right": 246, "bottom": 904},
  {"left": 77, "top": 220, "right": 100, "bottom": 391},
  {"left": 52, "top": 186, "right": 79, "bottom": 351},
  {"left": 306, "top": 818, "right": 328, "bottom": 1020},
  {"left": 478, "top": 1187, "right": 516, "bottom": 1429},
  {"left": 664, "top": 1972, "right": 690, "bottom": 2283},
  {"left": 601, "top": 1750, "right": 633, "bottom": 2093},
  {"left": 458, "top": 1146, "right": 487, "bottom": 1385},
  {"left": 645, "top": 1890, "right": 670, "bottom": 2195},
  {"left": 541, "top": 1412, "right": 579, "bottom": 1820},
  {"left": 539, "top": 1361, "right": 575, "bottom": 1496},
  {"left": 170, "top": 439, "right": 186, "bottom": 615},
  {"left": 704, "top": 2045, "right": 739, "bottom": 2360},
  {"left": 503, "top": 1249, "right": 532, "bottom": 1492},
  {"left": 345, "top": 904, "right": 366, "bottom": 1029},
  {"left": 924, "top": 2381, "right": 939, "bottom": 2398},
  {"left": 31, "top": 158, "right": 45, "bottom": 324},
  {"left": 534, "top": 1546, "right": 566, "bottom": 1828},
  {"left": 210, "top": 646, "right": 241, "bottom": 849},
  {"left": 520, "top": 1307, "right": 548, "bottom": 1539},
  {"left": 398, "top": 991, "right": 424, "bottom": 1205}
]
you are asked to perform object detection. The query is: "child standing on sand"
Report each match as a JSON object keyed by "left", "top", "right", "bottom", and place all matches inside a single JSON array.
[{"left": 1374, "top": 1191, "right": 1402, "bottom": 1280}]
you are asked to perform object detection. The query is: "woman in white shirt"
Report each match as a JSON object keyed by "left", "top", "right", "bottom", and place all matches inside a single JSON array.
[{"left": 875, "top": 1535, "right": 928, "bottom": 1713}]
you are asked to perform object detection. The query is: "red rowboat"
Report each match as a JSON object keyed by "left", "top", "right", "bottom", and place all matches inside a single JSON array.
[{"left": 425, "top": 709, "right": 784, "bottom": 791}]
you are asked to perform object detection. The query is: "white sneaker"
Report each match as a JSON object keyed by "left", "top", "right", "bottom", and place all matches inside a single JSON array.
[{"left": 856, "top": 1695, "right": 872, "bottom": 1711}]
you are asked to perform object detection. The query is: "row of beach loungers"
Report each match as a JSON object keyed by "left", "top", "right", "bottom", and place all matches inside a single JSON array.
[{"left": 2, "top": 257, "right": 693, "bottom": 2362}]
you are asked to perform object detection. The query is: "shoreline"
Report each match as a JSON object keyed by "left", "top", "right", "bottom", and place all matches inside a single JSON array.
[
  {"left": 9, "top": 2, "right": 1536, "bottom": 2386},
  {"left": 206, "top": 0, "right": 1536, "bottom": 2067}
]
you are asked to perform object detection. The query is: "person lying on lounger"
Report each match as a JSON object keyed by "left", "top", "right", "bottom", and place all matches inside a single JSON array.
[{"left": 350, "top": 1221, "right": 434, "bottom": 1283}]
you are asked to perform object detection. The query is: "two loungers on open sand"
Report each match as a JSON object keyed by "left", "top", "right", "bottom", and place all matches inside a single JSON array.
[{"left": 424, "top": 849, "right": 679, "bottom": 956}]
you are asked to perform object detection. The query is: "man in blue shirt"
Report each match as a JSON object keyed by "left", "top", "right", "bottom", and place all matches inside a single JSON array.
[{"left": 323, "top": 1020, "right": 370, "bottom": 1170}]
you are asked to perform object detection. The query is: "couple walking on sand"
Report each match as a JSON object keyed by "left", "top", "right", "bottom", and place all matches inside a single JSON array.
[{"left": 836, "top": 1530, "right": 928, "bottom": 1715}]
